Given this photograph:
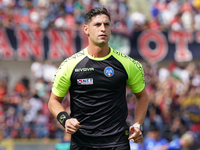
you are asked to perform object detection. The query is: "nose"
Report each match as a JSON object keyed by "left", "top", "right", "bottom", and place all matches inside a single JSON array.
[{"left": 101, "top": 24, "right": 106, "bottom": 31}]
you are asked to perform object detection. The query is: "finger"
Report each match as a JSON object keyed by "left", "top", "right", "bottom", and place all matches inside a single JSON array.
[
  {"left": 128, "top": 136, "right": 134, "bottom": 140},
  {"left": 74, "top": 122, "right": 81, "bottom": 128},
  {"left": 132, "top": 137, "right": 143, "bottom": 143},
  {"left": 129, "top": 126, "right": 136, "bottom": 134},
  {"left": 65, "top": 122, "right": 78, "bottom": 131},
  {"left": 66, "top": 119, "right": 81, "bottom": 129},
  {"left": 135, "top": 135, "right": 143, "bottom": 141},
  {"left": 65, "top": 126, "right": 78, "bottom": 134},
  {"left": 66, "top": 125, "right": 77, "bottom": 131},
  {"left": 128, "top": 132, "right": 142, "bottom": 140},
  {"left": 72, "top": 119, "right": 81, "bottom": 128},
  {"left": 65, "top": 129, "right": 76, "bottom": 134},
  {"left": 128, "top": 132, "right": 138, "bottom": 140}
]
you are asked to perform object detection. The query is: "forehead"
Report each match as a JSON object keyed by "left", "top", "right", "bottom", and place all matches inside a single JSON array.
[{"left": 90, "top": 14, "right": 110, "bottom": 23}]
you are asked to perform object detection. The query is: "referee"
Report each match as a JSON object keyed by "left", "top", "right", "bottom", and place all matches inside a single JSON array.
[{"left": 48, "top": 7, "right": 149, "bottom": 150}]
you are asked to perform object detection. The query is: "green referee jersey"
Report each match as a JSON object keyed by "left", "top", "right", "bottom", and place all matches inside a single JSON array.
[{"left": 52, "top": 47, "right": 145, "bottom": 148}]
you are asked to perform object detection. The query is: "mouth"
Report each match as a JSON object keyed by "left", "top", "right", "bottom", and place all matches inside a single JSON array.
[{"left": 99, "top": 35, "right": 107, "bottom": 38}]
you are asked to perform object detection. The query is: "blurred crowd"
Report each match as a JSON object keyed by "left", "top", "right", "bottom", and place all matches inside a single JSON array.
[
  {"left": 1, "top": 0, "right": 200, "bottom": 34},
  {"left": 128, "top": 60, "right": 200, "bottom": 149},
  {"left": 0, "top": 59, "right": 200, "bottom": 149}
]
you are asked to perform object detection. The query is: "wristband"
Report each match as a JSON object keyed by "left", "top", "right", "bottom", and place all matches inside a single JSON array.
[{"left": 57, "top": 111, "right": 71, "bottom": 128}]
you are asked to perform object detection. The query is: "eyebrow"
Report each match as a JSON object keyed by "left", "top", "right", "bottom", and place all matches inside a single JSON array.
[{"left": 93, "top": 21, "right": 110, "bottom": 25}]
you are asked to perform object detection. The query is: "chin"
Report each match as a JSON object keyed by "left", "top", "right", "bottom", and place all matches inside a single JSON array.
[{"left": 97, "top": 43, "right": 107, "bottom": 47}]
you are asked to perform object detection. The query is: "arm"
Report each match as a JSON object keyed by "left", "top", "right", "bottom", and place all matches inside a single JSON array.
[
  {"left": 48, "top": 92, "right": 65, "bottom": 116},
  {"left": 48, "top": 92, "right": 81, "bottom": 134},
  {"left": 129, "top": 87, "right": 149, "bottom": 143},
  {"left": 133, "top": 87, "right": 149, "bottom": 125}
]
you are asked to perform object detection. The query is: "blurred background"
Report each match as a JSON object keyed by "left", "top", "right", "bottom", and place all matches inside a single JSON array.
[{"left": 0, "top": 0, "right": 200, "bottom": 149}]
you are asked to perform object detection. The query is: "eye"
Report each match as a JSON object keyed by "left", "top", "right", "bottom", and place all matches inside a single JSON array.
[
  {"left": 104, "top": 23, "right": 110, "bottom": 26},
  {"left": 95, "top": 23, "right": 101, "bottom": 26}
]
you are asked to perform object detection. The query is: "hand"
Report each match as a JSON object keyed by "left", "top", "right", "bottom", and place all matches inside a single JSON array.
[
  {"left": 128, "top": 125, "right": 143, "bottom": 143},
  {"left": 65, "top": 118, "right": 81, "bottom": 134}
]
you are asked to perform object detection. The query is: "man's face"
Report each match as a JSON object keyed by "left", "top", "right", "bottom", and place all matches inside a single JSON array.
[{"left": 83, "top": 14, "right": 111, "bottom": 47}]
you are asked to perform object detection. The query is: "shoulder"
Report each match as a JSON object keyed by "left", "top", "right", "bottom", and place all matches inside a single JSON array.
[
  {"left": 55, "top": 49, "right": 87, "bottom": 77},
  {"left": 111, "top": 47, "right": 141, "bottom": 66},
  {"left": 63, "top": 49, "right": 86, "bottom": 65},
  {"left": 58, "top": 49, "right": 86, "bottom": 69},
  {"left": 111, "top": 47, "right": 144, "bottom": 72},
  {"left": 111, "top": 47, "right": 133, "bottom": 62}
]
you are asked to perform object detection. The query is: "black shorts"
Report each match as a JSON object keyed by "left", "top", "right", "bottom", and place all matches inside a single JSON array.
[{"left": 70, "top": 142, "right": 130, "bottom": 150}]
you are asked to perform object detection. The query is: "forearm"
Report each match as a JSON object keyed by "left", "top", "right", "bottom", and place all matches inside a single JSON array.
[
  {"left": 134, "top": 98, "right": 148, "bottom": 124},
  {"left": 48, "top": 93, "right": 65, "bottom": 118},
  {"left": 133, "top": 89, "right": 149, "bottom": 125},
  {"left": 48, "top": 92, "right": 81, "bottom": 133},
  {"left": 129, "top": 88, "right": 148, "bottom": 143},
  {"left": 48, "top": 100, "right": 65, "bottom": 117}
]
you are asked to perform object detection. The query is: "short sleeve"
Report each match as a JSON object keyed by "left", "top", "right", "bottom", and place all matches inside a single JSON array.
[
  {"left": 126, "top": 61, "right": 145, "bottom": 93},
  {"left": 52, "top": 61, "right": 71, "bottom": 97}
]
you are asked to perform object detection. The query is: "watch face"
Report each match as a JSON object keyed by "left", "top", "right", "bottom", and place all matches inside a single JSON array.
[{"left": 139, "top": 125, "right": 143, "bottom": 131}]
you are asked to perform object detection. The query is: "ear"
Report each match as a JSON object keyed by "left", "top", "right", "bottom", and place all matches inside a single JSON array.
[{"left": 83, "top": 24, "right": 89, "bottom": 35}]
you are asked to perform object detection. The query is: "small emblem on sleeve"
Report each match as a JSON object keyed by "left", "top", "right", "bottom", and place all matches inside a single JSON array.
[
  {"left": 77, "top": 78, "right": 93, "bottom": 85},
  {"left": 104, "top": 66, "right": 114, "bottom": 77}
]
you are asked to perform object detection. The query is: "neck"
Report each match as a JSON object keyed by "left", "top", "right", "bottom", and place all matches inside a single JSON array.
[{"left": 87, "top": 44, "right": 110, "bottom": 58}]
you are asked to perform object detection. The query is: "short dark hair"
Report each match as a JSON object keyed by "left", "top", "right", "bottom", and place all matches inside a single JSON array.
[{"left": 84, "top": 7, "right": 111, "bottom": 24}]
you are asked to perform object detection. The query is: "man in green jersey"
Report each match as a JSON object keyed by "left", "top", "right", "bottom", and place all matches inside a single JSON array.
[{"left": 48, "top": 7, "right": 149, "bottom": 150}]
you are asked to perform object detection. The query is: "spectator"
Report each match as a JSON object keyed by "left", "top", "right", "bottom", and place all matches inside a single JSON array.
[
  {"left": 34, "top": 110, "right": 49, "bottom": 138},
  {"left": 181, "top": 2, "right": 194, "bottom": 31},
  {"left": 129, "top": 11, "right": 146, "bottom": 31},
  {"left": 129, "top": 140, "right": 143, "bottom": 150},
  {"left": 30, "top": 60, "right": 43, "bottom": 80},
  {"left": 194, "top": 6, "right": 200, "bottom": 31},
  {"left": 24, "top": 93, "right": 43, "bottom": 123},
  {"left": 158, "top": 65, "right": 170, "bottom": 82},
  {"left": 143, "top": 123, "right": 168, "bottom": 150},
  {"left": 42, "top": 60, "right": 57, "bottom": 83},
  {"left": 161, "top": 131, "right": 197, "bottom": 150}
]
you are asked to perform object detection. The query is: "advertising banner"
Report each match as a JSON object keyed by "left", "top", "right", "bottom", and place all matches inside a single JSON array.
[{"left": 0, "top": 28, "right": 200, "bottom": 62}]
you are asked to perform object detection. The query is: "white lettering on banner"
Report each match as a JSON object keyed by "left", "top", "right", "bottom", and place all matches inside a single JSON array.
[
  {"left": 0, "top": 29, "right": 14, "bottom": 60},
  {"left": 138, "top": 30, "right": 168, "bottom": 62},
  {"left": 169, "top": 31, "right": 193, "bottom": 62},
  {"left": 1, "top": 29, "right": 200, "bottom": 61},
  {"left": 17, "top": 29, "right": 44, "bottom": 60},
  {"left": 48, "top": 30, "right": 75, "bottom": 60}
]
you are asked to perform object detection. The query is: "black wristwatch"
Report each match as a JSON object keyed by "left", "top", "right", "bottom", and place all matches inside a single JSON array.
[{"left": 133, "top": 124, "right": 143, "bottom": 132}]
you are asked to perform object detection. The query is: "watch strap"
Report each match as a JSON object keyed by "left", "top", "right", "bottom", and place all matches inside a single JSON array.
[{"left": 133, "top": 124, "right": 143, "bottom": 132}]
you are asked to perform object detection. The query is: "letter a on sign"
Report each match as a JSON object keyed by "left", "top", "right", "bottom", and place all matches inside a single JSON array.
[{"left": 0, "top": 29, "right": 14, "bottom": 60}]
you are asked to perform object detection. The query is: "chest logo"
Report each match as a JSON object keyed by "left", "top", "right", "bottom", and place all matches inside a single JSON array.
[
  {"left": 77, "top": 78, "right": 93, "bottom": 85},
  {"left": 75, "top": 68, "right": 94, "bottom": 72},
  {"left": 104, "top": 66, "right": 114, "bottom": 77}
]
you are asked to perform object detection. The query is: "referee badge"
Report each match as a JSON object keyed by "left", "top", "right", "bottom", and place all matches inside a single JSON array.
[{"left": 104, "top": 66, "right": 114, "bottom": 77}]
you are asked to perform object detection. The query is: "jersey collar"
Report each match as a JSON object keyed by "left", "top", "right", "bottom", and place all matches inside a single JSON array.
[{"left": 85, "top": 47, "right": 112, "bottom": 61}]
